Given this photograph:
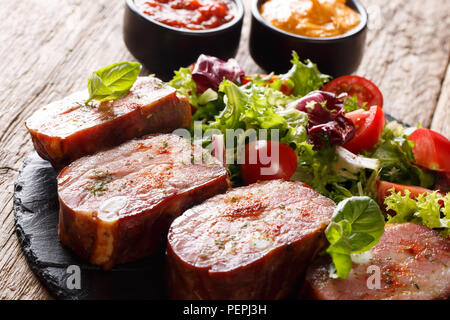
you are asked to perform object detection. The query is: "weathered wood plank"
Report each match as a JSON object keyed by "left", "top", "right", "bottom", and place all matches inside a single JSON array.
[
  {"left": 431, "top": 63, "right": 450, "bottom": 138},
  {"left": 356, "top": 0, "right": 450, "bottom": 130},
  {"left": 0, "top": 0, "right": 449, "bottom": 300}
]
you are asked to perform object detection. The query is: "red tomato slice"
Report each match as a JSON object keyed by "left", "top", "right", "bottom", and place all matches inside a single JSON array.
[
  {"left": 343, "top": 106, "right": 385, "bottom": 154},
  {"left": 322, "top": 75, "right": 383, "bottom": 108},
  {"left": 243, "top": 74, "right": 294, "bottom": 95},
  {"left": 408, "top": 128, "right": 450, "bottom": 172},
  {"left": 376, "top": 181, "right": 435, "bottom": 210},
  {"left": 241, "top": 76, "right": 251, "bottom": 85},
  {"left": 241, "top": 140, "right": 297, "bottom": 185},
  {"left": 269, "top": 75, "right": 294, "bottom": 96}
]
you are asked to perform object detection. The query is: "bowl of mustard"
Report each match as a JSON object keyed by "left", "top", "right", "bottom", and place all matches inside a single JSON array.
[{"left": 249, "top": 0, "right": 368, "bottom": 77}]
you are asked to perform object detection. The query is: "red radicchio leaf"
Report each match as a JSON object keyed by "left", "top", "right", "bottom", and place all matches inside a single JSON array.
[
  {"left": 192, "top": 54, "right": 245, "bottom": 93},
  {"left": 287, "top": 91, "right": 355, "bottom": 149}
]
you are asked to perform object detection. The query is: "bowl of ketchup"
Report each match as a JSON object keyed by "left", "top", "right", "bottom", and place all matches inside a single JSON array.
[{"left": 124, "top": 0, "right": 244, "bottom": 80}]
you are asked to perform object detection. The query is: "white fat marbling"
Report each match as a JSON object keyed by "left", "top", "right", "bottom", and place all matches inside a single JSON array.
[
  {"left": 351, "top": 250, "right": 373, "bottom": 264},
  {"left": 98, "top": 196, "right": 128, "bottom": 222}
]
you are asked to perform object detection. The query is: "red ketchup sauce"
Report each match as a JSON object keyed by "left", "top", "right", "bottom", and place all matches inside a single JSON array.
[{"left": 135, "top": 0, "right": 236, "bottom": 31}]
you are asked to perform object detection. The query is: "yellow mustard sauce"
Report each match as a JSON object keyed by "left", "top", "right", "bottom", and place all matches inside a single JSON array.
[{"left": 261, "top": 0, "right": 361, "bottom": 38}]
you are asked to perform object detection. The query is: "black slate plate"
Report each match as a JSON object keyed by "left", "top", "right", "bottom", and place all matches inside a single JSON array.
[
  {"left": 13, "top": 115, "right": 402, "bottom": 300},
  {"left": 14, "top": 152, "right": 167, "bottom": 300}
]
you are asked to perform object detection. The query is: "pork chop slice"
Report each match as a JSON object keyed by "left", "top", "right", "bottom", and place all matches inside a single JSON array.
[
  {"left": 166, "top": 180, "right": 335, "bottom": 299},
  {"left": 302, "top": 223, "right": 450, "bottom": 300},
  {"left": 26, "top": 77, "right": 191, "bottom": 169},
  {"left": 58, "top": 133, "right": 230, "bottom": 270}
]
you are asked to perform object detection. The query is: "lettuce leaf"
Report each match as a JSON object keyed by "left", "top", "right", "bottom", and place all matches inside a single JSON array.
[
  {"left": 288, "top": 91, "right": 355, "bottom": 149},
  {"left": 292, "top": 143, "right": 380, "bottom": 203},
  {"left": 368, "top": 122, "right": 435, "bottom": 188},
  {"left": 169, "top": 67, "right": 225, "bottom": 122},
  {"left": 169, "top": 67, "right": 198, "bottom": 106},
  {"left": 280, "top": 52, "right": 331, "bottom": 97},
  {"left": 343, "top": 95, "right": 368, "bottom": 113},
  {"left": 385, "top": 189, "right": 450, "bottom": 237}
]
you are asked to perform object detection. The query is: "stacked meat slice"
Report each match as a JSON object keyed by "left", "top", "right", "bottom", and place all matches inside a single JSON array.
[
  {"left": 58, "top": 134, "right": 230, "bottom": 270},
  {"left": 26, "top": 77, "right": 191, "bottom": 170},
  {"left": 166, "top": 180, "right": 336, "bottom": 299},
  {"left": 302, "top": 223, "right": 450, "bottom": 300}
]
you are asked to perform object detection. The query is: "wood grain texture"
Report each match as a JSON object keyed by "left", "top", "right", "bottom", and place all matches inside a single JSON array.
[
  {"left": 0, "top": 0, "right": 448, "bottom": 300},
  {"left": 431, "top": 64, "right": 450, "bottom": 136},
  {"left": 357, "top": 0, "right": 450, "bottom": 137}
]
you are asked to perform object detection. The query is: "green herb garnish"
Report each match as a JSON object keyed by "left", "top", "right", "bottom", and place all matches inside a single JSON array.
[
  {"left": 85, "top": 169, "right": 114, "bottom": 197},
  {"left": 325, "top": 196, "right": 385, "bottom": 279},
  {"left": 215, "top": 240, "right": 225, "bottom": 249},
  {"left": 280, "top": 51, "right": 331, "bottom": 97},
  {"left": 86, "top": 61, "right": 142, "bottom": 104}
]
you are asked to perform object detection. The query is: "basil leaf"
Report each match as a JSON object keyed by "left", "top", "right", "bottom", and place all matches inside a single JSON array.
[
  {"left": 86, "top": 62, "right": 142, "bottom": 103},
  {"left": 328, "top": 252, "right": 352, "bottom": 279},
  {"left": 325, "top": 196, "right": 385, "bottom": 279}
]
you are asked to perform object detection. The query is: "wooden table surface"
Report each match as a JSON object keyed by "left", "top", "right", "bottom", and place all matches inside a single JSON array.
[{"left": 0, "top": 0, "right": 449, "bottom": 300}]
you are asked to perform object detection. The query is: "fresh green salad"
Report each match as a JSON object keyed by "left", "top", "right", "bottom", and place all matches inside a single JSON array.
[{"left": 167, "top": 52, "right": 450, "bottom": 278}]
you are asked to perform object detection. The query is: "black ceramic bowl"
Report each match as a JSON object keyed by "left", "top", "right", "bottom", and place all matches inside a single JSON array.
[
  {"left": 123, "top": 0, "right": 244, "bottom": 81},
  {"left": 249, "top": 0, "right": 367, "bottom": 77}
]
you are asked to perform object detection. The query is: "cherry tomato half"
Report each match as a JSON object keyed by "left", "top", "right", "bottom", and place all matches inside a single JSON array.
[
  {"left": 343, "top": 106, "right": 385, "bottom": 154},
  {"left": 322, "top": 75, "right": 383, "bottom": 108},
  {"left": 241, "top": 140, "right": 298, "bottom": 185},
  {"left": 376, "top": 180, "right": 437, "bottom": 213},
  {"left": 409, "top": 128, "right": 450, "bottom": 172},
  {"left": 242, "top": 74, "right": 294, "bottom": 95},
  {"left": 269, "top": 75, "right": 294, "bottom": 96}
]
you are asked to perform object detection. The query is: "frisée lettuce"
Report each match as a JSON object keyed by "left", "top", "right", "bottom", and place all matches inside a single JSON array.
[
  {"left": 384, "top": 189, "right": 450, "bottom": 238},
  {"left": 280, "top": 52, "right": 331, "bottom": 97},
  {"left": 169, "top": 67, "right": 226, "bottom": 122}
]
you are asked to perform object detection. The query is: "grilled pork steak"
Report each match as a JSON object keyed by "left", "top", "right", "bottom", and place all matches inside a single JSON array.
[
  {"left": 26, "top": 77, "right": 191, "bottom": 170},
  {"left": 302, "top": 223, "right": 450, "bottom": 300},
  {"left": 57, "top": 134, "right": 230, "bottom": 270},
  {"left": 166, "top": 180, "right": 335, "bottom": 300}
]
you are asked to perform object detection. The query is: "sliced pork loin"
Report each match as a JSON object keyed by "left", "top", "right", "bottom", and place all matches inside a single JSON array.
[
  {"left": 57, "top": 134, "right": 230, "bottom": 270},
  {"left": 166, "top": 180, "right": 335, "bottom": 300},
  {"left": 26, "top": 77, "right": 191, "bottom": 170},
  {"left": 302, "top": 223, "right": 450, "bottom": 300}
]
